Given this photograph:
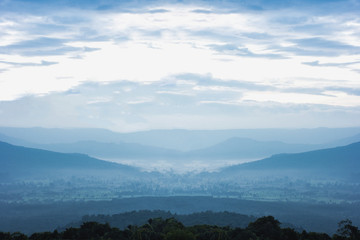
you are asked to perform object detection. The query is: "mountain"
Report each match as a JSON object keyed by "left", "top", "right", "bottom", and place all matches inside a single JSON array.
[
  {"left": 1, "top": 127, "right": 360, "bottom": 151},
  {"left": 0, "top": 141, "right": 137, "bottom": 179},
  {"left": 326, "top": 133, "right": 360, "bottom": 148},
  {"left": 38, "top": 140, "right": 182, "bottom": 159},
  {"left": 0, "top": 133, "right": 32, "bottom": 147},
  {"left": 1, "top": 127, "right": 360, "bottom": 161},
  {"left": 0, "top": 127, "right": 120, "bottom": 145},
  {"left": 18, "top": 138, "right": 322, "bottom": 161},
  {"left": 93, "top": 127, "right": 360, "bottom": 150},
  {"left": 186, "top": 137, "right": 320, "bottom": 159},
  {"left": 222, "top": 142, "right": 360, "bottom": 176}
]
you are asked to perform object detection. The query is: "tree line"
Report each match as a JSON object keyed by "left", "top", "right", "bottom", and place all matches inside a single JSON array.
[{"left": 0, "top": 216, "right": 359, "bottom": 240}]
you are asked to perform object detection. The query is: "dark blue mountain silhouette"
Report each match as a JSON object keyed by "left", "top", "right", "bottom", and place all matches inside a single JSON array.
[
  {"left": 223, "top": 142, "right": 360, "bottom": 172},
  {"left": 0, "top": 141, "right": 135, "bottom": 171}
]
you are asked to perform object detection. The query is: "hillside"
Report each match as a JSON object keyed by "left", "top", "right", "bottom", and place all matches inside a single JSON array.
[
  {"left": 327, "top": 133, "right": 360, "bottom": 148},
  {"left": 0, "top": 141, "right": 137, "bottom": 179},
  {"left": 187, "top": 137, "right": 319, "bottom": 159},
  {"left": 222, "top": 142, "right": 360, "bottom": 175}
]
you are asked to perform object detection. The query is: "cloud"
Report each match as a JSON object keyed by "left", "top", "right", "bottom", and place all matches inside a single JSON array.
[
  {"left": 173, "top": 73, "right": 275, "bottom": 91},
  {"left": 191, "top": 9, "right": 213, "bottom": 14},
  {"left": 353, "top": 69, "right": 360, "bottom": 74},
  {"left": 147, "top": 8, "right": 170, "bottom": 14},
  {"left": 209, "top": 44, "right": 286, "bottom": 59},
  {"left": 0, "top": 37, "right": 101, "bottom": 56},
  {"left": 1, "top": 80, "right": 359, "bottom": 131},
  {"left": 302, "top": 60, "right": 360, "bottom": 68},
  {"left": 294, "top": 37, "right": 359, "bottom": 51},
  {"left": 0, "top": 0, "right": 360, "bottom": 130},
  {"left": 242, "top": 32, "right": 274, "bottom": 40},
  {"left": 326, "top": 87, "right": 360, "bottom": 96},
  {"left": 2, "top": 37, "right": 65, "bottom": 49},
  {"left": 0, "top": 60, "right": 58, "bottom": 67},
  {"left": 278, "top": 37, "right": 360, "bottom": 57},
  {"left": 291, "top": 23, "right": 336, "bottom": 35}
]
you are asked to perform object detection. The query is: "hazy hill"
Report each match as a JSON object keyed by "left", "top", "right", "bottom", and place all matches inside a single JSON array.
[
  {"left": 106, "top": 128, "right": 360, "bottom": 150},
  {"left": 1, "top": 127, "right": 359, "bottom": 161},
  {"left": 0, "top": 130, "right": 322, "bottom": 160},
  {"left": 326, "top": 133, "right": 360, "bottom": 148},
  {"left": 0, "top": 133, "right": 32, "bottom": 147},
  {"left": 38, "top": 140, "right": 182, "bottom": 159},
  {"left": 1, "top": 127, "right": 360, "bottom": 151},
  {"left": 31, "top": 138, "right": 322, "bottom": 161},
  {"left": 222, "top": 142, "right": 360, "bottom": 179},
  {"left": 186, "top": 137, "right": 320, "bottom": 159},
  {"left": 0, "top": 141, "right": 137, "bottom": 179}
]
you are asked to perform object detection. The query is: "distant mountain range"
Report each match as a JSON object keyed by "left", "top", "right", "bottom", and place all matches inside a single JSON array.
[
  {"left": 327, "top": 133, "right": 360, "bottom": 148},
  {"left": 1, "top": 127, "right": 360, "bottom": 160},
  {"left": 18, "top": 138, "right": 323, "bottom": 160},
  {"left": 36, "top": 141, "right": 182, "bottom": 159},
  {"left": 186, "top": 137, "right": 320, "bottom": 159},
  {"left": 1, "top": 126, "right": 359, "bottom": 181},
  {"left": 1, "top": 127, "right": 360, "bottom": 151},
  {"left": 1, "top": 138, "right": 359, "bottom": 177}
]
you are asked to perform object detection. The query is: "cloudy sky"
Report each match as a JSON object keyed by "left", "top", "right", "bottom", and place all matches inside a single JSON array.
[{"left": 0, "top": 0, "right": 360, "bottom": 131}]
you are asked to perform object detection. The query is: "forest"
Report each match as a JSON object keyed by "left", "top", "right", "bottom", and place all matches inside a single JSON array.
[{"left": 0, "top": 216, "right": 359, "bottom": 240}]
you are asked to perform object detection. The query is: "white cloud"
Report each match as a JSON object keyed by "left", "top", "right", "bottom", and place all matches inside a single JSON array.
[
  {"left": 0, "top": 1, "right": 359, "bottom": 129},
  {"left": 242, "top": 91, "right": 360, "bottom": 107}
]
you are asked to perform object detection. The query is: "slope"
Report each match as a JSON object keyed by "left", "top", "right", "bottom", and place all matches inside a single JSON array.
[
  {"left": 38, "top": 140, "right": 182, "bottom": 159},
  {"left": 186, "top": 137, "right": 320, "bottom": 159},
  {"left": 0, "top": 141, "right": 137, "bottom": 179},
  {"left": 222, "top": 142, "right": 360, "bottom": 176}
]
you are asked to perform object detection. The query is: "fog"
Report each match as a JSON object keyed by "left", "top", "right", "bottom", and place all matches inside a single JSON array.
[{"left": 102, "top": 158, "right": 261, "bottom": 173}]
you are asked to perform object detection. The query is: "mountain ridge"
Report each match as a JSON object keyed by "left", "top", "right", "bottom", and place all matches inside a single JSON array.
[
  {"left": 222, "top": 141, "right": 360, "bottom": 173},
  {"left": 0, "top": 141, "right": 137, "bottom": 178},
  {"left": 186, "top": 137, "right": 321, "bottom": 159},
  {"left": 1, "top": 127, "right": 360, "bottom": 151}
]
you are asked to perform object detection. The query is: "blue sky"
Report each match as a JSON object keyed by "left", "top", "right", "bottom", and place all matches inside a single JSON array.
[{"left": 0, "top": 0, "right": 359, "bottom": 131}]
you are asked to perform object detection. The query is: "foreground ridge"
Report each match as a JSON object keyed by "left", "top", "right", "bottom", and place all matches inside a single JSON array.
[{"left": 1, "top": 216, "right": 358, "bottom": 240}]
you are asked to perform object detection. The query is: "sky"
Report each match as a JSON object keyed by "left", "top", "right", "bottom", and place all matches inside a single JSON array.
[{"left": 0, "top": 0, "right": 360, "bottom": 132}]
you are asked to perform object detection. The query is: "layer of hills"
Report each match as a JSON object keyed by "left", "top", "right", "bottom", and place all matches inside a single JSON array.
[
  {"left": 1, "top": 126, "right": 359, "bottom": 182},
  {"left": 1, "top": 127, "right": 360, "bottom": 150},
  {"left": 1, "top": 127, "right": 359, "bottom": 160},
  {"left": 1, "top": 138, "right": 359, "bottom": 179},
  {"left": 7, "top": 138, "right": 322, "bottom": 160},
  {"left": 1, "top": 127, "right": 359, "bottom": 236}
]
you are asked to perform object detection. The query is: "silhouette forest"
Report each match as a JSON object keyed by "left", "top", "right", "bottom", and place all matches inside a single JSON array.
[{"left": 1, "top": 216, "right": 359, "bottom": 240}]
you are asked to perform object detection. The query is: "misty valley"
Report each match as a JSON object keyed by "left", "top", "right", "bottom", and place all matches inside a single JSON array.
[{"left": 0, "top": 127, "right": 360, "bottom": 235}]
